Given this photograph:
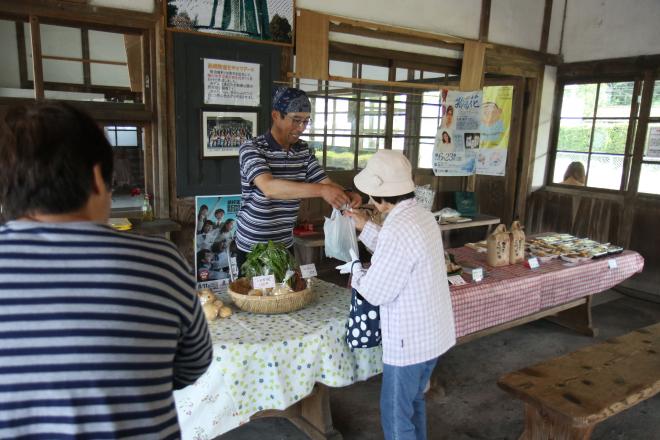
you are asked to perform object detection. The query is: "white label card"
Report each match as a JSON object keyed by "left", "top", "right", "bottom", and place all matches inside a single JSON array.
[
  {"left": 300, "top": 264, "right": 317, "bottom": 279},
  {"left": 252, "top": 274, "right": 276, "bottom": 289},
  {"left": 528, "top": 257, "right": 540, "bottom": 269},
  {"left": 448, "top": 274, "right": 467, "bottom": 286},
  {"left": 472, "top": 267, "right": 484, "bottom": 282},
  {"left": 608, "top": 259, "right": 618, "bottom": 269}
]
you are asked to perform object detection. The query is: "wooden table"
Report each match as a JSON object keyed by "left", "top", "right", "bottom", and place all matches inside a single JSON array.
[{"left": 498, "top": 322, "right": 660, "bottom": 439}]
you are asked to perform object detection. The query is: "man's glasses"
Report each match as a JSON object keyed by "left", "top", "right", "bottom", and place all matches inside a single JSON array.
[{"left": 286, "top": 115, "right": 312, "bottom": 127}]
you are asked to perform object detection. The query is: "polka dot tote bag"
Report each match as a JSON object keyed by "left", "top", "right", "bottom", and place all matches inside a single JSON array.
[{"left": 346, "top": 288, "right": 381, "bottom": 348}]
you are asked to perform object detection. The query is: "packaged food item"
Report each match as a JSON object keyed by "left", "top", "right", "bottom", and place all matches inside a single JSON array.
[
  {"left": 509, "top": 221, "right": 526, "bottom": 264},
  {"left": 487, "top": 224, "right": 510, "bottom": 267}
]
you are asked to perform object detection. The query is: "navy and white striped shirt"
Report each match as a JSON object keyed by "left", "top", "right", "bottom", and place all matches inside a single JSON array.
[
  {"left": 235, "top": 132, "right": 327, "bottom": 252},
  {"left": 0, "top": 221, "right": 213, "bottom": 440}
]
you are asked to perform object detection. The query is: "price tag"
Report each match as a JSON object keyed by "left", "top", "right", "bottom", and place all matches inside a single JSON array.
[
  {"left": 608, "top": 258, "right": 618, "bottom": 269},
  {"left": 300, "top": 263, "right": 317, "bottom": 279},
  {"left": 471, "top": 267, "right": 484, "bottom": 282},
  {"left": 448, "top": 274, "right": 467, "bottom": 286},
  {"left": 252, "top": 274, "right": 276, "bottom": 289},
  {"left": 528, "top": 257, "right": 540, "bottom": 269}
]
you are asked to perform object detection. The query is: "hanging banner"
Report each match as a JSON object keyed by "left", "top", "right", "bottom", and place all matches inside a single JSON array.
[
  {"left": 432, "top": 90, "right": 482, "bottom": 176},
  {"left": 195, "top": 194, "right": 242, "bottom": 292},
  {"left": 476, "top": 85, "right": 513, "bottom": 176},
  {"left": 204, "top": 58, "right": 260, "bottom": 106}
]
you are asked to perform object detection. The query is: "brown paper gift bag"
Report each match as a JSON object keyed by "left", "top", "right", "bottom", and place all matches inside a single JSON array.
[
  {"left": 509, "top": 221, "right": 526, "bottom": 264},
  {"left": 487, "top": 224, "right": 510, "bottom": 267}
]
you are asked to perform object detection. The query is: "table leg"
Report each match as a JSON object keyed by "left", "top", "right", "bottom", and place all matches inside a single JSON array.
[
  {"left": 252, "top": 384, "right": 342, "bottom": 440},
  {"left": 545, "top": 296, "right": 599, "bottom": 337},
  {"left": 519, "top": 403, "right": 594, "bottom": 440}
]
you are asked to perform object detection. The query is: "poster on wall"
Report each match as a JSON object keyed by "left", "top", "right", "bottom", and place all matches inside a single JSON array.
[
  {"left": 204, "top": 58, "right": 260, "bottom": 107},
  {"left": 167, "top": 0, "right": 294, "bottom": 44},
  {"left": 202, "top": 111, "right": 257, "bottom": 157},
  {"left": 195, "top": 194, "right": 241, "bottom": 292},
  {"left": 476, "top": 85, "right": 513, "bottom": 176},
  {"left": 646, "top": 126, "right": 660, "bottom": 158},
  {"left": 432, "top": 90, "right": 482, "bottom": 176}
]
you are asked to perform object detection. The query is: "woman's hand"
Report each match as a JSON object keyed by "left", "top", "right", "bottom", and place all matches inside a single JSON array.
[{"left": 344, "top": 209, "right": 369, "bottom": 231}]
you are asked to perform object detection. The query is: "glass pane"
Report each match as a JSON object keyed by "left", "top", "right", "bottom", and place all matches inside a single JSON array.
[
  {"left": 596, "top": 82, "right": 633, "bottom": 117},
  {"left": 644, "top": 122, "right": 660, "bottom": 160},
  {"left": 392, "top": 137, "right": 405, "bottom": 151},
  {"left": 557, "top": 119, "right": 592, "bottom": 152},
  {"left": 360, "top": 64, "right": 389, "bottom": 81},
  {"left": 308, "top": 97, "right": 325, "bottom": 135},
  {"left": 360, "top": 100, "right": 387, "bottom": 135},
  {"left": 561, "top": 84, "right": 597, "bottom": 118},
  {"left": 116, "top": 129, "right": 139, "bottom": 147},
  {"left": 417, "top": 138, "right": 435, "bottom": 168},
  {"left": 553, "top": 152, "right": 588, "bottom": 184},
  {"left": 423, "top": 71, "right": 442, "bottom": 79},
  {"left": 325, "top": 136, "right": 355, "bottom": 171},
  {"left": 638, "top": 163, "right": 660, "bottom": 195},
  {"left": 357, "top": 138, "right": 384, "bottom": 169},
  {"left": 395, "top": 68, "right": 408, "bottom": 81},
  {"left": 327, "top": 99, "right": 356, "bottom": 135},
  {"left": 420, "top": 118, "right": 439, "bottom": 137},
  {"left": 592, "top": 120, "right": 628, "bottom": 154},
  {"left": 307, "top": 136, "right": 325, "bottom": 165},
  {"left": 393, "top": 94, "right": 407, "bottom": 103},
  {"left": 423, "top": 91, "right": 441, "bottom": 105},
  {"left": 586, "top": 154, "right": 624, "bottom": 190},
  {"left": 329, "top": 60, "right": 353, "bottom": 77},
  {"left": 392, "top": 115, "right": 406, "bottom": 135},
  {"left": 422, "top": 104, "right": 440, "bottom": 118},
  {"left": 360, "top": 91, "right": 388, "bottom": 101},
  {"left": 651, "top": 80, "right": 660, "bottom": 118},
  {"left": 327, "top": 83, "right": 357, "bottom": 99}
]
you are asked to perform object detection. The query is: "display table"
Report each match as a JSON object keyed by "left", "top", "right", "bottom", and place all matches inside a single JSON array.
[
  {"left": 175, "top": 249, "right": 643, "bottom": 439},
  {"left": 174, "top": 280, "right": 382, "bottom": 440}
]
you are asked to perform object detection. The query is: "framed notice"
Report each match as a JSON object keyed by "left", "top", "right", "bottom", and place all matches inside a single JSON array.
[
  {"left": 202, "top": 111, "right": 257, "bottom": 158},
  {"left": 204, "top": 58, "right": 260, "bottom": 106}
]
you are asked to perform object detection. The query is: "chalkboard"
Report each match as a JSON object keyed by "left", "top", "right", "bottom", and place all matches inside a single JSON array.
[{"left": 173, "top": 32, "right": 281, "bottom": 197}]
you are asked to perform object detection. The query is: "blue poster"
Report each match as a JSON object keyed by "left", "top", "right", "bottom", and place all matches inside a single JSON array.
[{"left": 194, "top": 194, "right": 241, "bottom": 292}]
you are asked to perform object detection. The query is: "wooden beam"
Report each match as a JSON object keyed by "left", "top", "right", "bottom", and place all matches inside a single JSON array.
[
  {"left": 321, "top": 10, "right": 469, "bottom": 47},
  {"left": 539, "top": 0, "right": 553, "bottom": 53},
  {"left": 0, "top": 0, "right": 156, "bottom": 30},
  {"left": 81, "top": 27, "right": 91, "bottom": 86},
  {"left": 40, "top": 54, "right": 128, "bottom": 66},
  {"left": 15, "top": 21, "right": 29, "bottom": 89},
  {"left": 459, "top": 41, "right": 486, "bottom": 91},
  {"left": 479, "top": 0, "right": 491, "bottom": 42},
  {"left": 289, "top": 72, "right": 460, "bottom": 91},
  {"left": 558, "top": 55, "right": 660, "bottom": 79},
  {"left": 29, "top": 16, "right": 44, "bottom": 100},
  {"left": 489, "top": 43, "right": 562, "bottom": 66},
  {"left": 295, "top": 9, "right": 329, "bottom": 80},
  {"left": 329, "top": 22, "right": 463, "bottom": 52}
]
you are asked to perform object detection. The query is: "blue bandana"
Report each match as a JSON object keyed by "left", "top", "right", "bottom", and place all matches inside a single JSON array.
[{"left": 272, "top": 87, "right": 311, "bottom": 114}]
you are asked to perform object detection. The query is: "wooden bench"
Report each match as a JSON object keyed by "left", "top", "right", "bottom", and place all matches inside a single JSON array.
[{"left": 497, "top": 322, "right": 660, "bottom": 440}]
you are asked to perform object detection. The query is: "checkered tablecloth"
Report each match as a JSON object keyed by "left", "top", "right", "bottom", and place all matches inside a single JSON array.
[{"left": 447, "top": 248, "right": 644, "bottom": 337}]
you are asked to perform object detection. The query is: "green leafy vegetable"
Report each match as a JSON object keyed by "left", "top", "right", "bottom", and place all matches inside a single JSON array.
[{"left": 241, "top": 241, "right": 298, "bottom": 286}]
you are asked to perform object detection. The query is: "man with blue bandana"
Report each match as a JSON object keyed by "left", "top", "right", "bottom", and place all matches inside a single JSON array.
[{"left": 235, "top": 87, "right": 362, "bottom": 270}]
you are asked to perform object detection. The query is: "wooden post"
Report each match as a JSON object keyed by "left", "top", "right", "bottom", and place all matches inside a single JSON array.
[
  {"left": 29, "top": 15, "right": 44, "bottom": 100},
  {"left": 295, "top": 10, "right": 329, "bottom": 80}
]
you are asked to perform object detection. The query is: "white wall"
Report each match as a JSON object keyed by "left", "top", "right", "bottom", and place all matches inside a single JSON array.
[
  {"left": 0, "top": 20, "right": 20, "bottom": 88},
  {"left": 90, "top": 0, "right": 154, "bottom": 13},
  {"left": 488, "top": 0, "right": 545, "bottom": 51},
  {"left": 562, "top": 0, "right": 660, "bottom": 62}
]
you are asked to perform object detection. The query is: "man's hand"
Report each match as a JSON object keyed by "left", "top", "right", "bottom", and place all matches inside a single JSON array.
[
  {"left": 320, "top": 184, "right": 351, "bottom": 209},
  {"left": 347, "top": 191, "right": 362, "bottom": 208}
]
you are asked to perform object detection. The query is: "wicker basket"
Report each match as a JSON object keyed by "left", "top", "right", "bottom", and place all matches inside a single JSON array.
[{"left": 228, "top": 279, "right": 316, "bottom": 314}]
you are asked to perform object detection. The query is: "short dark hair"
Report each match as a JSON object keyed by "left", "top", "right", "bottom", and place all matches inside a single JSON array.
[
  {"left": 0, "top": 101, "right": 113, "bottom": 220},
  {"left": 371, "top": 192, "right": 416, "bottom": 205},
  {"left": 214, "top": 208, "right": 225, "bottom": 216}
]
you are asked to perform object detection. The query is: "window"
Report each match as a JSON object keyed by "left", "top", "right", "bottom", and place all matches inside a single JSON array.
[
  {"left": 298, "top": 60, "right": 456, "bottom": 171},
  {"left": 638, "top": 79, "right": 660, "bottom": 195},
  {"left": 551, "top": 81, "right": 635, "bottom": 190},
  {"left": 105, "top": 125, "right": 145, "bottom": 212}
]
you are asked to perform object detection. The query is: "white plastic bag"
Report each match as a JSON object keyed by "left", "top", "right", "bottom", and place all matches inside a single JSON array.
[{"left": 323, "top": 208, "right": 359, "bottom": 263}]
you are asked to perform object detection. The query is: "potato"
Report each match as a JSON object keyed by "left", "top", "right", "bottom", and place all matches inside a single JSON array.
[
  {"left": 247, "top": 289, "right": 263, "bottom": 296},
  {"left": 213, "top": 299, "right": 224, "bottom": 308},
  {"left": 219, "top": 306, "right": 233, "bottom": 318},
  {"left": 203, "top": 302, "right": 219, "bottom": 321}
]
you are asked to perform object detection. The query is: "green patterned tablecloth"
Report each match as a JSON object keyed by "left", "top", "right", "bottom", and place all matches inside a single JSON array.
[{"left": 174, "top": 279, "right": 383, "bottom": 440}]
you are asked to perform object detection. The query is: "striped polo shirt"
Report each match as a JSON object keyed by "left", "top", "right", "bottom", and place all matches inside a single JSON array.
[
  {"left": 0, "top": 220, "right": 213, "bottom": 439},
  {"left": 235, "top": 131, "right": 327, "bottom": 252}
]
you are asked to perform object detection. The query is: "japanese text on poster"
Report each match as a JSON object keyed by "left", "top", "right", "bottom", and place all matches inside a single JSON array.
[
  {"left": 433, "top": 90, "right": 482, "bottom": 176},
  {"left": 204, "top": 59, "right": 260, "bottom": 106}
]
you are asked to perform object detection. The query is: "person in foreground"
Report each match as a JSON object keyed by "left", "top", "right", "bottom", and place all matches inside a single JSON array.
[
  {"left": 339, "top": 150, "right": 456, "bottom": 440},
  {"left": 0, "top": 102, "right": 213, "bottom": 439},
  {"left": 235, "top": 87, "right": 361, "bottom": 271}
]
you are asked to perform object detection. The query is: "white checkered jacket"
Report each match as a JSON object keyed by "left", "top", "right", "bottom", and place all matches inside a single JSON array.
[{"left": 351, "top": 198, "right": 456, "bottom": 366}]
